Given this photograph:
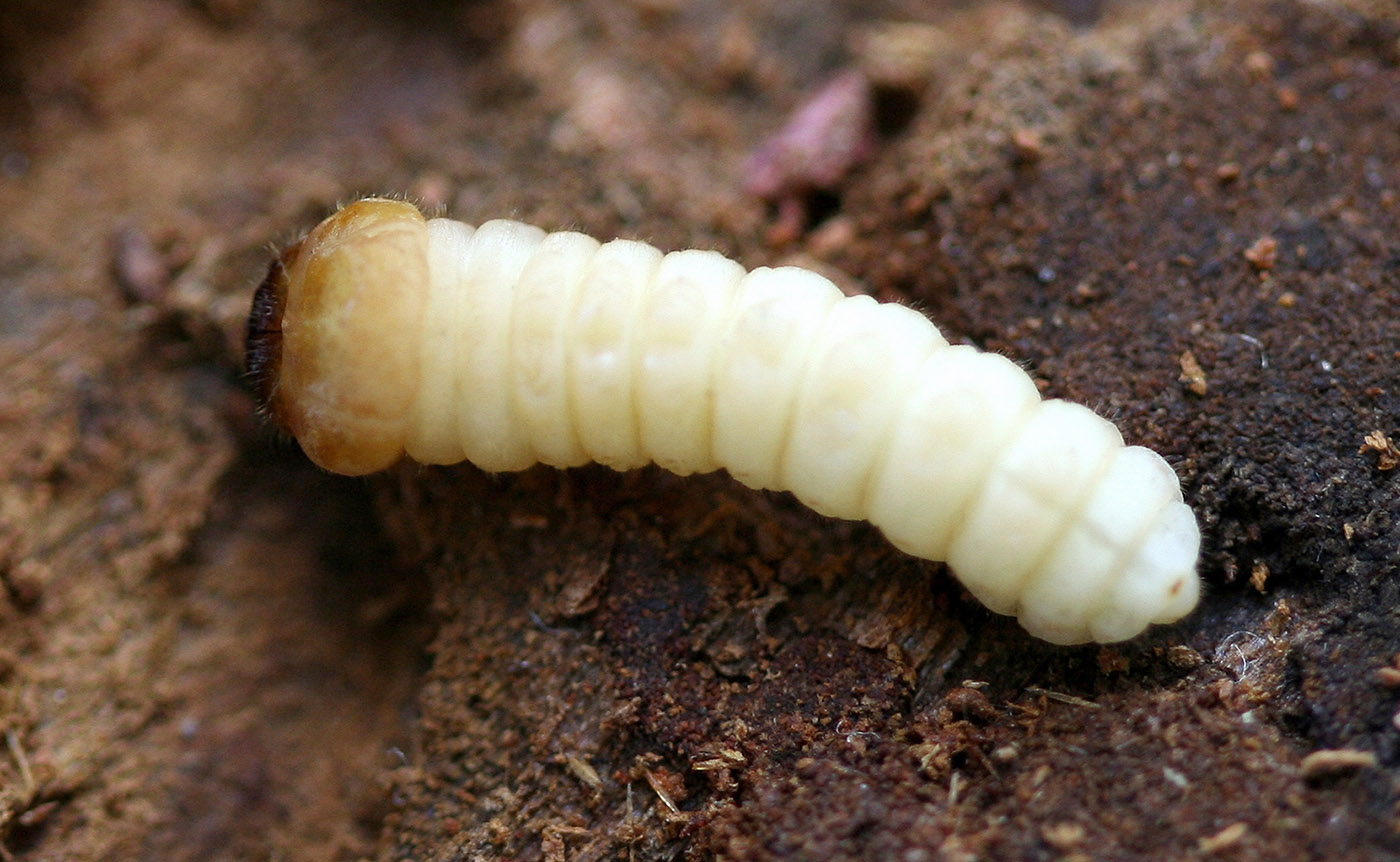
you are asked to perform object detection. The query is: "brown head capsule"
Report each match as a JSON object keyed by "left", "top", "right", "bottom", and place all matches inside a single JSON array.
[{"left": 247, "top": 199, "right": 430, "bottom": 474}]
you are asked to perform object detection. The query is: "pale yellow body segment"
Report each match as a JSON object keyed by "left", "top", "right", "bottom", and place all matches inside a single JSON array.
[
  {"left": 711, "top": 267, "right": 843, "bottom": 491},
  {"left": 568, "top": 240, "right": 662, "bottom": 471},
  {"left": 634, "top": 250, "right": 747, "bottom": 476},
  {"left": 780, "top": 297, "right": 946, "bottom": 521},
  {"left": 509, "top": 230, "right": 600, "bottom": 469}
]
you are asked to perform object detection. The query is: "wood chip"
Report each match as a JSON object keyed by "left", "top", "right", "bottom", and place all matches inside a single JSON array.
[
  {"left": 1042, "top": 822, "right": 1086, "bottom": 850},
  {"left": 565, "top": 755, "right": 603, "bottom": 791},
  {"left": 1359, "top": 430, "right": 1399, "bottom": 470},
  {"left": 643, "top": 767, "right": 680, "bottom": 816},
  {"left": 1179, "top": 350, "right": 1208, "bottom": 396},
  {"left": 1025, "top": 686, "right": 1100, "bottom": 709},
  {"left": 1249, "top": 560, "right": 1269, "bottom": 592},
  {"left": 1243, "top": 235, "right": 1278, "bottom": 271},
  {"left": 1012, "top": 127, "right": 1047, "bottom": 163},
  {"left": 691, "top": 748, "right": 746, "bottom": 771},
  {"left": 1299, "top": 748, "right": 1377, "bottom": 779},
  {"left": 1198, "top": 822, "right": 1249, "bottom": 854}
]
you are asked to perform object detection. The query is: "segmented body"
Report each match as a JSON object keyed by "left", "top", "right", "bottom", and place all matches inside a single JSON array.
[{"left": 246, "top": 198, "right": 1200, "bottom": 644}]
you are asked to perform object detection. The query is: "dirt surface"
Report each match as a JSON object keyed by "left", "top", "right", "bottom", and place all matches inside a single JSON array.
[{"left": 0, "top": 0, "right": 1397, "bottom": 859}]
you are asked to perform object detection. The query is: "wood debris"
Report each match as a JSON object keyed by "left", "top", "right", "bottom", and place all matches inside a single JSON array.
[
  {"left": 1359, "top": 430, "right": 1399, "bottom": 470},
  {"left": 1299, "top": 748, "right": 1377, "bottom": 779},
  {"left": 1179, "top": 350, "right": 1208, "bottom": 395},
  {"left": 1243, "top": 235, "right": 1278, "bottom": 271},
  {"left": 1198, "top": 822, "right": 1249, "bottom": 854}
]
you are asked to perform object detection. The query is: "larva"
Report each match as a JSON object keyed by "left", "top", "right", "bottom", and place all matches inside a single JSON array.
[{"left": 246, "top": 198, "right": 1201, "bottom": 645}]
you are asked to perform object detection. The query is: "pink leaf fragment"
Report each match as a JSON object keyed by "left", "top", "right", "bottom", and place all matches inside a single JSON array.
[{"left": 744, "top": 71, "right": 876, "bottom": 240}]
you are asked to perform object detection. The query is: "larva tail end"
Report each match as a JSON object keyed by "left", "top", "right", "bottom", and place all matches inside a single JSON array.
[{"left": 244, "top": 241, "right": 299, "bottom": 425}]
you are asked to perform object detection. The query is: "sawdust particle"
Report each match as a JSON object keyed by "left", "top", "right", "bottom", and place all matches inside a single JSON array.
[
  {"left": 1250, "top": 560, "right": 1269, "bottom": 593},
  {"left": 1179, "top": 350, "right": 1209, "bottom": 395},
  {"left": 1198, "top": 822, "right": 1250, "bottom": 854},
  {"left": 1244, "top": 235, "right": 1278, "bottom": 271},
  {"left": 1042, "top": 821, "right": 1086, "bottom": 849}
]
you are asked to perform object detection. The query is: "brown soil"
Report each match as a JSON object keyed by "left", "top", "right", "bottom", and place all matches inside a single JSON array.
[{"left": 1, "top": 0, "right": 1397, "bottom": 859}]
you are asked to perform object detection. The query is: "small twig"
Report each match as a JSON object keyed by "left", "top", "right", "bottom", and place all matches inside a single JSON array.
[
  {"left": 5, "top": 731, "right": 33, "bottom": 795},
  {"left": 1300, "top": 748, "right": 1377, "bottom": 779},
  {"left": 642, "top": 768, "right": 679, "bottom": 816},
  {"left": 1025, "top": 686, "right": 1101, "bottom": 709},
  {"left": 948, "top": 770, "right": 963, "bottom": 806}
]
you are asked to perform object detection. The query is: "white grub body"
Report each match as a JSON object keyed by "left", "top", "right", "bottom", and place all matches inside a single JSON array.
[{"left": 258, "top": 198, "right": 1201, "bottom": 644}]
